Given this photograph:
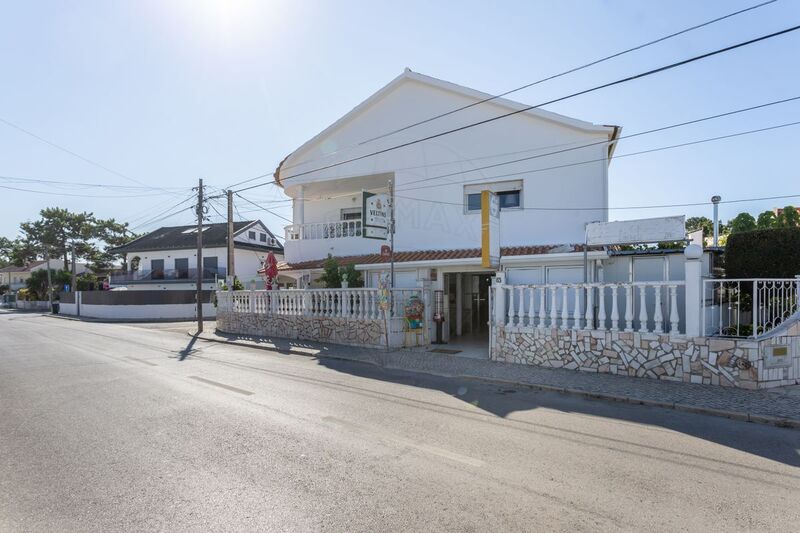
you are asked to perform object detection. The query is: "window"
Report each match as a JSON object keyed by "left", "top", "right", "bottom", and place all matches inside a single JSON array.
[
  {"left": 464, "top": 180, "right": 523, "bottom": 213},
  {"left": 150, "top": 259, "right": 164, "bottom": 280},
  {"left": 248, "top": 231, "right": 256, "bottom": 240},
  {"left": 340, "top": 207, "right": 362, "bottom": 221},
  {"left": 259, "top": 233, "right": 267, "bottom": 242},
  {"left": 181, "top": 226, "right": 209, "bottom": 234},
  {"left": 174, "top": 258, "right": 189, "bottom": 279},
  {"left": 203, "top": 256, "right": 218, "bottom": 279}
]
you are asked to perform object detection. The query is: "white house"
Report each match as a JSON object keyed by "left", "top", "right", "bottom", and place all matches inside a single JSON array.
[
  {"left": 0, "top": 259, "right": 90, "bottom": 293},
  {"left": 109, "top": 220, "right": 284, "bottom": 290},
  {"left": 274, "top": 69, "right": 707, "bottom": 346}
]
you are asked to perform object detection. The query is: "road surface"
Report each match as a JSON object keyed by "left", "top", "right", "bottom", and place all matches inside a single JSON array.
[{"left": 1, "top": 312, "right": 799, "bottom": 532}]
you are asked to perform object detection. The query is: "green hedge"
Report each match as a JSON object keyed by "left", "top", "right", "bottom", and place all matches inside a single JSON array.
[{"left": 725, "top": 227, "right": 800, "bottom": 278}]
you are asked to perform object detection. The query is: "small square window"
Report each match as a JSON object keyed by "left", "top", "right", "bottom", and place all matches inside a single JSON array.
[
  {"left": 466, "top": 193, "right": 482, "bottom": 212},
  {"left": 260, "top": 233, "right": 267, "bottom": 242},
  {"left": 248, "top": 231, "right": 256, "bottom": 240}
]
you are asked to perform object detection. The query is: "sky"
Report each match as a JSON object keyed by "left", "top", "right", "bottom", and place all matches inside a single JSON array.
[{"left": 1, "top": 0, "right": 799, "bottom": 241}]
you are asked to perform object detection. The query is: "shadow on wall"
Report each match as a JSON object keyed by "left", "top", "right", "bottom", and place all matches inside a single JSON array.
[{"left": 310, "top": 356, "right": 800, "bottom": 469}]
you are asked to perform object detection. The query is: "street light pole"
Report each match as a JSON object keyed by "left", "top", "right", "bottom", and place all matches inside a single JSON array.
[
  {"left": 711, "top": 195, "right": 722, "bottom": 247},
  {"left": 44, "top": 247, "right": 53, "bottom": 312}
]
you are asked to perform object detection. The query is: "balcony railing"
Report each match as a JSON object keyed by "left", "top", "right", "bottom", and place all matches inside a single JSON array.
[
  {"left": 110, "top": 267, "right": 227, "bottom": 284},
  {"left": 285, "top": 220, "right": 362, "bottom": 241}
]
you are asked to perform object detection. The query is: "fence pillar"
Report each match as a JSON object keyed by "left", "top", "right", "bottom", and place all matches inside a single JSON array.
[
  {"left": 249, "top": 289, "right": 256, "bottom": 314},
  {"left": 684, "top": 244, "right": 703, "bottom": 337},
  {"left": 493, "top": 274, "right": 506, "bottom": 328}
]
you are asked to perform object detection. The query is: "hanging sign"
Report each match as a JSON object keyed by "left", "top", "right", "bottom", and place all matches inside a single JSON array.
[
  {"left": 362, "top": 192, "right": 389, "bottom": 240},
  {"left": 481, "top": 190, "right": 500, "bottom": 268},
  {"left": 586, "top": 216, "right": 686, "bottom": 246}
]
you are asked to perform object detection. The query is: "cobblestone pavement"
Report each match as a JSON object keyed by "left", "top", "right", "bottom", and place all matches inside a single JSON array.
[{"left": 193, "top": 328, "right": 799, "bottom": 427}]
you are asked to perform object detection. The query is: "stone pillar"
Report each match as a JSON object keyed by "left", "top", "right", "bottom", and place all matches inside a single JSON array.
[
  {"left": 493, "top": 273, "right": 506, "bottom": 328},
  {"left": 684, "top": 244, "right": 703, "bottom": 338}
]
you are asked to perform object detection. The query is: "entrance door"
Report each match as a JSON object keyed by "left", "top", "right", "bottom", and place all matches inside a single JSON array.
[{"left": 471, "top": 273, "right": 491, "bottom": 333}]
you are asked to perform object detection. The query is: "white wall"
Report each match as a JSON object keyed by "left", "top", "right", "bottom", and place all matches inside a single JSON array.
[{"left": 282, "top": 75, "right": 612, "bottom": 264}]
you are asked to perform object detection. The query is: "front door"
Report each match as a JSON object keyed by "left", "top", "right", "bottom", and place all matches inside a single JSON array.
[{"left": 471, "top": 273, "right": 491, "bottom": 333}]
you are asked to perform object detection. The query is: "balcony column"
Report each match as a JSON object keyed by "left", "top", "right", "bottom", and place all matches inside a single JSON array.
[{"left": 294, "top": 185, "right": 305, "bottom": 228}]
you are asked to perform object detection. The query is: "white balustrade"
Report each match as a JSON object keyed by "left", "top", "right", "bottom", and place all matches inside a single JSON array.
[
  {"left": 494, "top": 281, "right": 686, "bottom": 335},
  {"left": 285, "top": 220, "right": 362, "bottom": 241}
]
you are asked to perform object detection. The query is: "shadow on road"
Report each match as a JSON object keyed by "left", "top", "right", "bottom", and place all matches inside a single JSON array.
[
  {"left": 178, "top": 334, "right": 200, "bottom": 361},
  {"left": 313, "top": 356, "right": 800, "bottom": 469}
]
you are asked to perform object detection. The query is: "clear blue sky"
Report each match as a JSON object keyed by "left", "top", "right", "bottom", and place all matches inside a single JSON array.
[{"left": 1, "top": 0, "right": 799, "bottom": 241}]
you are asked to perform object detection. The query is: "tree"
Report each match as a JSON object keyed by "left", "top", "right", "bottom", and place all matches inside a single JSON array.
[
  {"left": 685, "top": 216, "right": 713, "bottom": 239},
  {"left": 341, "top": 264, "right": 364, "bottom": 287},
  {"left": 0, "top": 237, "right": 12, "bottom": 268},
  {"left": 727, "top": 212, "right": 756, "bottom": 234},
  {"left": 15, "top": 208, "right": 135, "bottom": 272},
  {"left": 777, "top": 205, "right": 799, "bottom": 228},
  {"left": 25, "top": 269, "right": 71, "bottom": 300},
  {"left": 317, "top": 255, "right": 342, "bottom": 288},
  {"left": 756, "top": 210, "right": 777, "bottom": 229}
]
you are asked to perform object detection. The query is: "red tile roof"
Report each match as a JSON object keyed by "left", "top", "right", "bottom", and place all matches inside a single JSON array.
[{"left": 279, "top": 244, "right": 600, "bottom": 271}]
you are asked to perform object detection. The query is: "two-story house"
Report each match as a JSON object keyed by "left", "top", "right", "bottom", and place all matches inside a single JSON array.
[
  {"left": 275, "top": 69, "right": 621, "bottom": 344},
  {"left": 109, "top": 220, "right": 284, "bottom": 290}
]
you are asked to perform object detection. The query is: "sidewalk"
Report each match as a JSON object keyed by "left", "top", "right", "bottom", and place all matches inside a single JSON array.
[{"left": 196, "top": 329, "right": 800, "bottom": 428}]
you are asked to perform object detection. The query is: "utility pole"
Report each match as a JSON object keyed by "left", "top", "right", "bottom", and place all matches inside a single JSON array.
[
  {"left": 227, "top": 189, "right": 235, "bottom": 291},
  {"left": 196, "top": 178, "right": 204, "bottom": 333},
  {"left": 711, "top": 195, "right": 721, "bottom": 247},
  {"left": 71, "top": 242, "right": 77, "bottom": 293},
  {"left": 44, "top": 247, "right": 53, "bottom": 312},
  {"left": 388, "top": 178, "right": 395, "bottom": 312}
]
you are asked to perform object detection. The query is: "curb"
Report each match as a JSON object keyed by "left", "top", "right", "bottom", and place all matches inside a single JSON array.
[{"left": 193, "top": 332, "right": 800, "bottom": 431}]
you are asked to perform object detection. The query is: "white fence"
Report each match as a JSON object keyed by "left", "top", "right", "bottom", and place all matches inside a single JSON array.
[
  {"left": 703, "top": 277, "right": 799, "bottom": 338},
  {"left": 494, "top": 281, "right": 685, "bottom": 335},
  {"left": 218, "top": 288, "right": 425, "bottom": 324}
]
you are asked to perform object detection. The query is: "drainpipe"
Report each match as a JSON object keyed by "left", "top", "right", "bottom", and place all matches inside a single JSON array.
[{"left": 711, "top": 195, "right": 721, "bottom": 247}]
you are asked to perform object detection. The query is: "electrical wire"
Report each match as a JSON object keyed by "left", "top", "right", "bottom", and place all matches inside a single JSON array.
[
  {"left": 229, "top": 0, "right": 778, "bottom": 185},
  {"left": 234, "top": 22, "right": 800, "bottom": 193},
  {"left": 395, "top": 119, "right": 800, "bottom": 195}
]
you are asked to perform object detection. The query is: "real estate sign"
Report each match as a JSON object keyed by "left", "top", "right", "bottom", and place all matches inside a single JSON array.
[
  {"left": 586, "top": 216, "right": 686, "bottom": 246},
  {"left": 481, "top": 190, "right": 500, "bottom": 268},
  {"left": 362, "top": 192, "right": 389, "bottom": 240}
]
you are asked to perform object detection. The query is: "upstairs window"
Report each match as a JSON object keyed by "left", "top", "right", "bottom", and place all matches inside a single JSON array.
[
  {"left": 248, "top": 231, "right": 256, "bottom": 240},
  {"left": 340, "top": 207, "right": 362, "bottom": 221},
  {"left": 259, "top": 233, "right": 267, "bottom": 242},
  {"left": 464, "top": 180, "right": 523, "bottom": 213}
]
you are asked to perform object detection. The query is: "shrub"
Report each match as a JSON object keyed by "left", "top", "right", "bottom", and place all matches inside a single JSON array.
[{"left": 725, "top": 227, "right": 800, "bottom": 278}]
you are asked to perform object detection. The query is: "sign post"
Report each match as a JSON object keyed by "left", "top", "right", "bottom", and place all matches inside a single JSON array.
[{"left": 481, "top": 190, "right": 500, "bottom": 269}]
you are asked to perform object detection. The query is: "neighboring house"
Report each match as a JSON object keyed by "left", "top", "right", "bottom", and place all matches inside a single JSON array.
[
  {"left": 272, "top": 69, "right": 715, "bottom": 345},
  {"left": 0, "top": 260, "right": 90, "bottom": 293},
  {"left": 108, "top": 220, "right": 284, "bottom": 290}
]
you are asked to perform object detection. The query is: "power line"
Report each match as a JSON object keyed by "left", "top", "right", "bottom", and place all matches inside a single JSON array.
[
  {"left": 0, "top": 184, "right": 167, "bottom": 198},
  {"left": 0, "top": 117, "right": 181, "bottom": 195},
  {"left": 0, "top": 174, "right": 188, "bottom": 191},
  {"left": 397, "top": 119, "right": 800, "bottom": 195},
  {"left": 259, "top": 0, "right": 778, "bottom": 179},
  {"left": 398, "top": 94, "right": 800, "bottom": 189},
  {"left": 394, "top": 191, "right": 800, "bottom": 212},
  {"left": 235, "top": 193, "right": 293, "bottom": 224},
  {"left": 236, "top": 22, "right": 800, "bottom": 193},
  {"left": 359, "top": 0, "right": 779, "bottom": 146},
  {"left": 128, "top": 194, "right": 197, "bottom": 230}
]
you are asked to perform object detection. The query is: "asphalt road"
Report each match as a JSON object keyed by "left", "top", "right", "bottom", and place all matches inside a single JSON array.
[{"left": 1, "top": 312, "right": 799, "bottom": 532}]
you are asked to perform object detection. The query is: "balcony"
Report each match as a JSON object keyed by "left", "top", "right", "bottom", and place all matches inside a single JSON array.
[
  {"left": 110, "top": 267, "right": 227, "bottom": 285},
  {"left": 285, "top": 220, "right": 362, "bottom": 241}
]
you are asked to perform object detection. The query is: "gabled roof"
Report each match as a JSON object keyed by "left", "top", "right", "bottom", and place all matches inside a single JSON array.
[
  {"left": 274, "top": 68, "right": 620, "bottom": 187},
  {"left": 110, "top": 220, "right": 284, "bottom": 255},
  {"left": 0, "top": 260, "right": 47, "bottom": 273}
]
